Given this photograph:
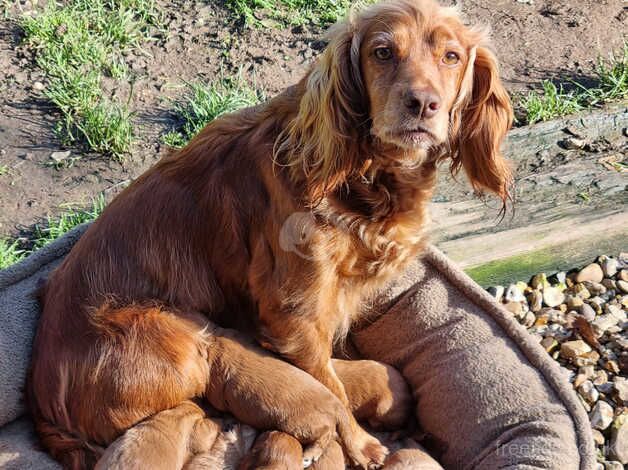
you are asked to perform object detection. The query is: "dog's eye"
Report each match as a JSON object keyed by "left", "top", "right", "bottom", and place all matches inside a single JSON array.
[
  {"left": 443, "top": 51, "right": 460, "bottom": 65},
  {"left": 374, "top": 47, "right": 393, "bottom": 61}
]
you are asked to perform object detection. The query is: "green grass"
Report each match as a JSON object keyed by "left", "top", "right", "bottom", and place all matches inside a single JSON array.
[
  {"left": 0, "top": 195, "right": 105, "bottom": 269},
  {"left": 519, "top": 42, "right": 628, "bottom": 125},
  {"left": 226, "top": 0, "right": 357, "bottom": 26},
  {"left": 20, "top": 0, "right": 161, "bottom": 158},
  {"left": 519, "top": 81, "right": 583, "bottom": 125},
  {"left": 163, "top": 78, "right": 262, "bottom": 148},
  {"left": 0, "top": 165, "right": 9, "bottom": 176},
  {"left": 0, "top": 239, "right": 25, "bottom": 270}
]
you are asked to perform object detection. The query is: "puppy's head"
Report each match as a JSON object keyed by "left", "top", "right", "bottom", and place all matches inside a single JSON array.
[
  {"left": 285, "top": 0, "right": 512, "bottom": 204},
  {"left": 238, "top": 431, "right": 303, "bottom": 470}
]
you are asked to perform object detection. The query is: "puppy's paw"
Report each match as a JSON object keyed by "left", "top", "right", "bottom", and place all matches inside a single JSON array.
[{"left": 346, "top": 430, "right": 388, "bottom": 469}]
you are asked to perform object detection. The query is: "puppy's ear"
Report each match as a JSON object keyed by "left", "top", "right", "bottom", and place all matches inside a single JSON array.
[
  {"left": 450, "top": 43, "right": 513, "bottom": 206},
  {"left": 278, "top": 19, "right": 367, "bottom": 202}
]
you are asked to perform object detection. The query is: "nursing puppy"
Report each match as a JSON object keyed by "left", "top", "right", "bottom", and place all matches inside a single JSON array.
[{"left": 94, "top": 351, "right": 412, "bottom": 469}]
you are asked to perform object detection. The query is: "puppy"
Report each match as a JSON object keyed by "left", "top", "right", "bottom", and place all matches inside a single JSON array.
[{"left": 333, "top": 359, "right": 412, "bottom": 430}]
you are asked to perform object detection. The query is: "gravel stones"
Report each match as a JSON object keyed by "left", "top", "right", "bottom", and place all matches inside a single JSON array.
[{"left": 487, "top": 254, "right": 627, "bottom": 463}]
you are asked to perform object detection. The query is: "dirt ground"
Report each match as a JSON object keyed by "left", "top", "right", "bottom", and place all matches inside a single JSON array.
[{"left": 0, "top": 0, "right": 626, "bottom": 238}]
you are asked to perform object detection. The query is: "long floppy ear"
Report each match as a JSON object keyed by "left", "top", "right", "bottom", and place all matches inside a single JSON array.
[
  {"left": 450, "top": 43, "right": 513, "bottom": 206},
  {"left": 277, "top": 18, "right": 367, "bottom": 203}
]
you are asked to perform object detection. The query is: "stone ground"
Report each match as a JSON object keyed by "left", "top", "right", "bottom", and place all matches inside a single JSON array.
[{"left": 488, "top": 255, "right": 627, "bottom": 468}]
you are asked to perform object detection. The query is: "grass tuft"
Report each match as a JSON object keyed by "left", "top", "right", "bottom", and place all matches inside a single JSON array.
[
  {"left": 163, "top": 78, "right": 262, "bottom": 148},
  {"left": 0, "top": 195, "right": 106, "bottom": 270},
  {"left": 20, "top": 0, "right": 161, "bottom": 158},
  {"left": 226, "top": 0, "right": 358, "bottom": 27},
  {"left": 0, "top": 239, "right": 25, "bottom": 270},
  {"left": 519, "top": 81, "right": 583, "bottom": 125},
  {"left": 519, "top": 42, "right": 628, "bottom": 125},
  {"left": 33, "top": 194, "right": 106, "bottom": 249}
]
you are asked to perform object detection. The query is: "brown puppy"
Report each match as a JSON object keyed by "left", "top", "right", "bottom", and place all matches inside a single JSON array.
[
  {"left": 334, "top": 359, "right": 412, "bottom": 430},
  {"left": 28, "top": 0, "right": 512, "bottom": 468},
  {"left": 95, "top": 401, "right": 257, "bottom": 470},
  {"left": 95, "top": 349, "right": 413, "bottom": 469},
  {"left": 239, "top": 432, "right": 303, "bottom": 470}
]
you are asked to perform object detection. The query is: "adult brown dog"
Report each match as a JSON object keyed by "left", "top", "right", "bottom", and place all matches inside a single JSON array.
[{"left": 28, "top": 0, "right": 512, "bottom": 468}]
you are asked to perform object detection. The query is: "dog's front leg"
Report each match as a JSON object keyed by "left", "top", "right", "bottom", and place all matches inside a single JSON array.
[{"left": 257, "top": 311, "right": 389, "bottom": 468}]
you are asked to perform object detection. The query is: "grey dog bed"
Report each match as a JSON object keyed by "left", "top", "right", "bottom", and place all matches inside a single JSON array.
[{"left": 0, "top": 224, "right": 595, "bottom": 469}]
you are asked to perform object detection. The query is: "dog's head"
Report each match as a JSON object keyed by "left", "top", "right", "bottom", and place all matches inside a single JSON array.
[{"left": 283, "top": 0, "right": 512, "bottom": 204}]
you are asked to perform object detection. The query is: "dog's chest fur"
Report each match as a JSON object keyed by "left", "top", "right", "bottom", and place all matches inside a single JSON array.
[{"left": 302, "top": 165, "right": 436, "bottom": 334}]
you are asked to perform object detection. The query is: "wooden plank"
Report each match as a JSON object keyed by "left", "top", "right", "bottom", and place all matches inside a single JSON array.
[{"left": 430, "top": 103, "right": 627, "bottom": 284}]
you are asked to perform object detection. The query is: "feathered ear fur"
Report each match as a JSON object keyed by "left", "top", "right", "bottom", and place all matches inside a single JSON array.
[
  {"left": 277, "top": 18, "right": 368, "bottom": 204},
  {"left": 450, "top": 37, "right": 513, "bottom": 206}
]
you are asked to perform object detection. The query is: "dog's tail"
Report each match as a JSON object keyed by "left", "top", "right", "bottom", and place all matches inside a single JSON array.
[{"left": 32, "top": 415, "right": 104, "bottom": 470}]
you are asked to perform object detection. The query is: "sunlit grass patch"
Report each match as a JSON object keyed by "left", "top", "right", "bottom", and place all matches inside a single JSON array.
[
  {"left": 226, "top": 0, "right": 364, "bottom": 27},
  {"left": 0, "top": 239, "right": 25, "bottom": 270},
  {"left": 0, "top": 195, "right": 106, "bottom": 270},
  {"left": 163, "top": 78, "right": 262, "bottom": 148},
  {"left": 20, "top": 0, "right": 161, "bottom": 158},
  {"left": 519, "top": 42, "right": 628, "bottom": 125}
]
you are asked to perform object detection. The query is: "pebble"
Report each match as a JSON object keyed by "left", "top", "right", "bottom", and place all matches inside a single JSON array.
[
  {"left": 579, "top": 365, "right": 596, "bottom": 379},
  {"left": 578, "top": 380, "right": 599, "bottom": 404},
  {"left": 589, "top": 401, "right": 614, "bottom": 430},
  {"left": 604, "top": 462, "right": 624, "bottom": 470},
  {"left": 576, "top": 263, "right": 604, "bottom": 283},
  {"left": 620, "top": 270, "right": 628, "bottom": 282},
  {"left": 560, "top": 340, "right": 592, "bottom": 361},
  {"left": 563, "top": 137, "right": 586, "bottom": 150},
  {"left": 528, "top": 290, "right": 543, "bottom": 312},
  {"left": 604, "top": 360, "right": 621, "bottom": 375},
  {"left": 530, "top": 273, "right": 549, "bottom": 290},
  {"left": 579, "top": 303, "right": 597, "bottom": 322},
  {"left": 505, "top": 284, "right": 526, "bottom": 303},
  {"left": 576, "top": 350, "right": 600, "bottom": 367},
  {"left": 554, "top": 271, "right": 567, "bottom": 284},
  {"left": 618, "top": 280, "right": 628, "bottom": 294},
  {"left": 566, "top": 295, "right": 584, "bottom": 310},
  {"left": 572, "top": 283, "right": 591, "bottom": 299},
  {"left": 592, "top": 428, "right": 605, "bottom": 446},
  {"left": 50, "top": 150, "right": 71, "bottom": 162},
  {"left": 600, "top": 256, "right": 619, "bottom": 278},
  {"left": 593, "top": 370, "right": 608, "bottom": 386},
  {"left": 609, "top": 416, "right": 627, "bottom": 464},
  {"left": 614, "top": 377, "right": 628, "bottom": 403},
  {"left": 522, "top": 311, "right": 536, "bottom": 328},
  {"left": 504, "top": 301, "right": 523, "bottom": 316},
  {"left": 543, "top": 286, "right": 565, "bottom": 308},
  {"left": 588, "top": 296, "right": 605, "bottom": 314},
  {"left": 487, "top": 285, "right": 504, "bottom": 301},
  {"left": 583, "top": 281, "right": 606, "bottom": 296},
  {"left": 602, "top": 278, "right": 617, "bottom": 291},
  {"left": 32, "top": 81, "right": 45, "bottom": 91},
  {"left": 592, "top": 314, "right": 622, "bottom": 336},
  {"left": 541, "top": 336, "right": 558, "bottom": 353}
]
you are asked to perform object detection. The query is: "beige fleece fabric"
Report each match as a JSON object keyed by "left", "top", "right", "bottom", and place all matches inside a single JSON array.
[{"left": 0, "top": 224, "right": 595, "bottom": 469}]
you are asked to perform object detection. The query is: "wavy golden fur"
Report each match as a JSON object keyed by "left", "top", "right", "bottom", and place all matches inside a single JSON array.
[{"left": 28, "top": 0, "right": 513, "bottom": 468}]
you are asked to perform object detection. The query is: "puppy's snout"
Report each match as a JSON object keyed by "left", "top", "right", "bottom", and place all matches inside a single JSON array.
[{"left": 403, "top": 89, "right": 441, "bottom": 119}]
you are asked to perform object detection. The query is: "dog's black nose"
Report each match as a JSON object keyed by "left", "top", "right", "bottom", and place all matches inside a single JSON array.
[{"left": 403, "top": 89, "right": 441, "bottom": 118}]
